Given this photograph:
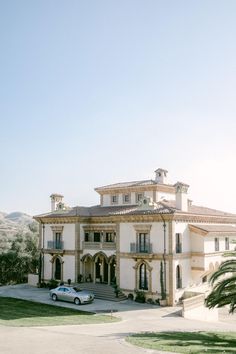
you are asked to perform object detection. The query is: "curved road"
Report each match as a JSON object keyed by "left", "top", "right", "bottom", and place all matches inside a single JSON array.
[{"left": 0, "top": 285, "right": 236, "bottom": 354}]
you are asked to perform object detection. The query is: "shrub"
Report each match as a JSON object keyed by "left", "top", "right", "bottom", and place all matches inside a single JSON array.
[
  {"left": 146, "top": 298, "right": 154, "bottom": 304},
  {"left": 77, "top": 274, "right": 83, "bottom": 283},
  {"left": 48, "top": 279, "right": 58, "bottom": 290},
  {"left": 135, "top": 290, "right": 146, "bottom": 303},
  {"left": 128, "top": 293, "right": 134, "bottom": 300}
]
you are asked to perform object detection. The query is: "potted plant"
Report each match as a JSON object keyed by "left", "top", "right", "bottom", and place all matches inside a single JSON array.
[{"left": 159, "top": 261, "right": 167, "bottom": 306}]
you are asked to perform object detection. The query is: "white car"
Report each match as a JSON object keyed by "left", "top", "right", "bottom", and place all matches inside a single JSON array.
[{"left": 50, "top": 286, "right": 94, "bottom": 305}]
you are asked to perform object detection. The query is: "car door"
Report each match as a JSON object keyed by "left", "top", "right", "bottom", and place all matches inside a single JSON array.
[
  {"left": 63, "top": 287, "right": 73, "bottom": 302},
  {"left": 56, "top": 287, "right": 66, "bottom": 301}
]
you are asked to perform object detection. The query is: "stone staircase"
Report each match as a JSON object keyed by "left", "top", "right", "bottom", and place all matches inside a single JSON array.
[{"left": 77, "top": 282, "right": 127, "bottom": 302}]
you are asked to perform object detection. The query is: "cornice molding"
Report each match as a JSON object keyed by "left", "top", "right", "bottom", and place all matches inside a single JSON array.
[
  {"left": 95, "top": 184, "right": 175, "bottom": 195},
  {"left": 35, "top": 212, "right": 236, "bottom": 225}
]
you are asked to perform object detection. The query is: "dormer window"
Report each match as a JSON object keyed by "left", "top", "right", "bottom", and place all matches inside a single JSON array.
[
  {"left": 123, "top": 193, "right": 130, "bottom": 203},
  {"left": 136, "top": 193, "right": 144, "bottom": 203},
  {"left": 111, "top": 195, "right": 118, "bottom": 204}
]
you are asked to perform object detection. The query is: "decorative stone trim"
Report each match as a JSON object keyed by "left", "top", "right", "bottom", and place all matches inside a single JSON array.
[
  {"left": 95, "top": 184, "right": 175, "bottom": 194},
  {"left": 133, "top": 259, "right": 153, "bottom": 292},
  {"left": 133, "top": 224, "right": 152, "bottom": 232},
  {"left": 191, "top": 266, "right": 205, "bottom": 271},
  {"left": 50, "top": 225, "right": 64, "bottom": 232},
  {"left": 83, "top": 225, "right": 117, "bottom": 232}
]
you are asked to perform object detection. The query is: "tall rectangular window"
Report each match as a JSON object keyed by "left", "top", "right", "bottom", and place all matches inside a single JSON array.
[
  {"left": 215, "top": 238, "right": 219, "bottom": 251},
  {"left": 94, "top": 232, "right": 101, "bottom": 242},
  {"left": 111, "top": 195, "right": 118, "bottom": 204},
  {"left": 136, "top": 193, "right": 144, "bottom": 203},
  {"left": 139, "top": 233, "right": 148, "bottom": 253},
  {"left": 175, "top": 233, "right": 182, "bottom": 253},
  {"left": 85, "top": 232, "right": 89, "bottom": 242},
  {"left": 123, "top": 194, "right": 130, "bottom": 203},
  {"left": 55, "top": 232, "right": 62, "bottom": 249},
  {"left": 225, "top": 237, "right": 229, "bottom": 250},
  {"left": 105, "top": 232, "right": 114, "bottom": 242}
]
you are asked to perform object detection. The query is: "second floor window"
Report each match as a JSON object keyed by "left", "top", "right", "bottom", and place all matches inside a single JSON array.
[
  {"left": 175, "top": 233, "right": 182, "bottom": 253},
  {"left": 139, "top": 233, "right": 148, "bottom": 252},
  {"left": 85, "top": 232, "right": 89, "bottom": 242},
  {"left": 136, "top": 193, "right": 144, "bottom": 203},
  {"left": 55, "top": 232, "right": 62, "bottom": 248},
  {"left": 105, "top": 232, "right": 115, "bottom": 242},
  {"left": 123, "top": 194, "right": 130, "bottom": 203},
  {"left": 94, "top": 232, "right": 101, "bottom": 242},
  {"left": 225, "top": 237, "right": 229, "bottom": 250},
  {"left": 215, "top": 238, "right": 219, "bottom": 251},
  {"left": 111, "top": 195, "right": 118, "bottom": 204}
]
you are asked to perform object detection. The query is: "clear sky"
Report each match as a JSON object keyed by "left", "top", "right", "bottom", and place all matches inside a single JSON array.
[{"left": 1, "top": 0, "right": 236, "bottom": 215}]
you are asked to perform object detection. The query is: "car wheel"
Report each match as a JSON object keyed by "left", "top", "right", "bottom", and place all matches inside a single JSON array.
[
  {"left": 52, "top": 294, "right": 57, "bottom": 301},
  {"left": 74, "top": 297, "right": 81, "bottom": 305}
]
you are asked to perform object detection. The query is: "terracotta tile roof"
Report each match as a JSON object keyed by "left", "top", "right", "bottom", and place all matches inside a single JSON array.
[
  {"left": 95, "top": 179, "right": 157, "bottom": 190},
  {"left": 160, "top": 200, "right": 236, "bottom": 217},
  {"left": 35, "top": 203, "right": 175, "bottom": 219},
  {"left": 189, "top": 224, "right": 236, "bottom": 233},
  {"left": 35, "top": 201, "right": 236, "bottom": 220}
]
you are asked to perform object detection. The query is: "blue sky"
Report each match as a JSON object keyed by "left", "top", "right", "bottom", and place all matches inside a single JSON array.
[{"left": 1, "top": 1, "right": 236, "bottom": 215}]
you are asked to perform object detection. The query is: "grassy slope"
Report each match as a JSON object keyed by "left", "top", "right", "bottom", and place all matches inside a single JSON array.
[
  {"left": 126, "top": 331, "right": 236, "bottom": 354},
  {"left": 0, "top": 297, "right": 119, "bottom": 327}
]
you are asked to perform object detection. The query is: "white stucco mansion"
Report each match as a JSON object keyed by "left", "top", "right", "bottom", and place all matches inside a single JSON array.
[{"left": 34, "top": 168, "right": 236, "bottom": 305}]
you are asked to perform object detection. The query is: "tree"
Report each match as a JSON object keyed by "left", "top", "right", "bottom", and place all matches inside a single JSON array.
[
  {"left": 160, "top": 261, "right": 166, "bottom": 300},
  {"left": 0, "top": 222, "right": 39, "bottom": 284},
  {"left": 205, "top": 256, "right": 236, "bottom": 314}
]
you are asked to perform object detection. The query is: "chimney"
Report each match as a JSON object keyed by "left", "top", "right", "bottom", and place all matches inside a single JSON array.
[
  {"left": 50, "top": 194, "right": 64, "bottom": 212},
  {"left": 174, "top": 182, "right": 189, "bottom": 212},
  {"left": 155, "top": 168, "right": 168, "bottom": 184}
]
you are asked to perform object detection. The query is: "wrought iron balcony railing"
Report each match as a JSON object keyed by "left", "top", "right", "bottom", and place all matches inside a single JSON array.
[
  {"left": 176, "top": 244, "right": 182, "bottom": 253},
  {"left": 130, "top": 242, "right": 153, "bottom": 254},
  {"left": 47, "top": 241, "right": 64, "bottom": 250}
]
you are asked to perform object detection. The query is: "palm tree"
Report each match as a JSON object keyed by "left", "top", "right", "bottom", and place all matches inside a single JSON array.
[{"left": 205, "top": 257, "right": 236, "bottom": 314}]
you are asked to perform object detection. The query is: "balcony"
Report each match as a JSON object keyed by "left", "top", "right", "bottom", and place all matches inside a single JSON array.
[
  {"left": 47, "top": 241, "right": 64, "bottom": 250},
  {"left": 130, "top": 242, "right": 153, "bottom": 254},
  {"left": 176, "top": 244, "right": 182, "bottom": 253},
  {"left": 83, "top": 241, "right": 116, "bottom": 250}
]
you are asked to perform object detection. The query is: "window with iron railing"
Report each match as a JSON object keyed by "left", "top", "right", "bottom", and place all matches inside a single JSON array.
[
  {"left": 47, "top": 240, "right": 64, "bottom": 249},
  {"left": 130, "top": 242, "right": 152, "bottom": 253}
]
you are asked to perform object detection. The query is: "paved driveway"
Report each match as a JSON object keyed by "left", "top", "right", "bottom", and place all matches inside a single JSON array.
[{"left": 0, "top": 284, "right": 236, "bottom": 354}]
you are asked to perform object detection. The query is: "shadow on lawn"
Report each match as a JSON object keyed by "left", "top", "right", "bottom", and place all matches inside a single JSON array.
[
  {"left": 0, "top": 297, "right": 93, "bottom": 320},
  {"left": 130, "top": 331, "right": 236, "bottom": 353}
]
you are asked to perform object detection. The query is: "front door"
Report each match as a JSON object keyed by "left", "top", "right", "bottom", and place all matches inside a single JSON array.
[{"left": 103, "top": 262, "right": 108, "bottom": 283}]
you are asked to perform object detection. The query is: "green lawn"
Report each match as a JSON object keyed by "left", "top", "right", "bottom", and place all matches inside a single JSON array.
[
  {"left": 126, "top": 331, "right": 236, "bottom": 354},
  {"left": 0, "top": 297, "right": 119, "bottom": 327}
]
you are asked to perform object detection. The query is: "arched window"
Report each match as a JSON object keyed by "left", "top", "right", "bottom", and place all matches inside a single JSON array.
[
  {"left": 55, "top": 258, "right": 61, "bottom": 280},
  {"left": 176, "top": 265, "right": 182, "bottom": 289},
  {"left": 139, "top": 263, "right": 148, "bottom": 290}
]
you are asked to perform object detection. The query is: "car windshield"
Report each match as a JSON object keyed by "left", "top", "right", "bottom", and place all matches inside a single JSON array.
[{"left": 73, "top": 287, "right": 82, "bottom": 292}]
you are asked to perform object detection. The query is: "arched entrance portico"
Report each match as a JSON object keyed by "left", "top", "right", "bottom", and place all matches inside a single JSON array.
[{"left": 81, "top": 252, "right": 116, "bottom": 285}]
